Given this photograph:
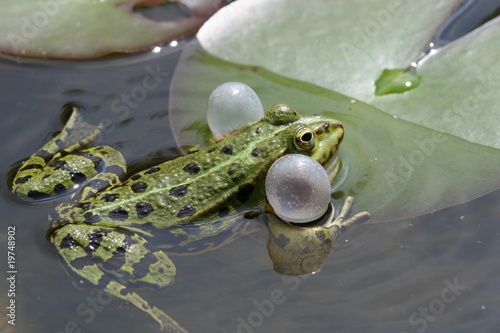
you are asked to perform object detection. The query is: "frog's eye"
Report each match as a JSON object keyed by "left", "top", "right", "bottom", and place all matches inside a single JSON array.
[{"left": 293, "top": 126, "right": 316, "bottom": 152}]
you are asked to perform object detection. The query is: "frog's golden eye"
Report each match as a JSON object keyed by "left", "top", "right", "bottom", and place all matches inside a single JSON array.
[{"left": 293, "top": 126, "right": 316, "bottom": 151}]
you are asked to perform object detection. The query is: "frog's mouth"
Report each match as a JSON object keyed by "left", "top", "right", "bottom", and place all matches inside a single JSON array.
[{"left": 323, "top": 149, "right": 340, "bottom": 181}]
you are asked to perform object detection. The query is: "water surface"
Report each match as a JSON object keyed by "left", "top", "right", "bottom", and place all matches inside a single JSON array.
[{"left": 0, "top": 3, "right": 499, "bottom": 332}]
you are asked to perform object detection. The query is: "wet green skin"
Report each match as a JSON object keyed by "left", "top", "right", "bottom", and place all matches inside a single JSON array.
[{"left": 12, "top": 104, "right": 344, "bottom": 332}]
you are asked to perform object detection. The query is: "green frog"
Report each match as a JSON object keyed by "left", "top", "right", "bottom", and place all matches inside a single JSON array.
[{"left": 12, "top": 104, "right": 368, "bottom": 332}]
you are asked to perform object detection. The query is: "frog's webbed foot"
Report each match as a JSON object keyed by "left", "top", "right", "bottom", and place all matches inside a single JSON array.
[
  {"left": 51, "top": 224, "right": 187, "bottom": 333},
  {"left": 12, "top": 107, "right": 125, "bottom": 201}
]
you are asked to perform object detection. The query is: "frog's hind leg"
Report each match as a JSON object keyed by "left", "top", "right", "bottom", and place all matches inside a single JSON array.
[
  {"left": 12, "top": 107, "right": 125, "bottom": 200},
  {"left": 51, "top": 224, "right": 187, "bottom": 333}
]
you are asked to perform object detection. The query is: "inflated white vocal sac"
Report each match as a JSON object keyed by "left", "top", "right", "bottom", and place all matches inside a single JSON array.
[
  {"left": 265, "top": 154, "right": 331, "bottom": 223},
  {"left": 207, "top": 82, "right": 264, "bottom": 140}
]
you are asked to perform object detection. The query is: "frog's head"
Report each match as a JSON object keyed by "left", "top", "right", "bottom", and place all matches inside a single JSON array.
[{"left": 264, "top": 104, "right": 344, "bottom": 180}]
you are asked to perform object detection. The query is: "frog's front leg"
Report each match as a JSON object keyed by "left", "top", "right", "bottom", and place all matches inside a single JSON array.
[
  {"left": 267, "top": 196, "right": 370, "bottom": 275},
  {"left": 51, "top": 224, "right": 187, "bottom": 333},
  {"left": 324, "top": 196, "right": 371, "bottom": 230}
]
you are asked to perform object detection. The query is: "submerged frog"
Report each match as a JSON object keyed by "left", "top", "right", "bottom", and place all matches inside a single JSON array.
[{"left": 12, "top": 104, "right": 367, "bottom": 332}]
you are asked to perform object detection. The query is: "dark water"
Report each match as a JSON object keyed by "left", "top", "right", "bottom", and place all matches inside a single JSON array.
[
  {"left": 0, "top": 2, "right": 499, "bottom": 333},
  {"left": 432, "top": 0, "right": 500, "bottom": 48}
]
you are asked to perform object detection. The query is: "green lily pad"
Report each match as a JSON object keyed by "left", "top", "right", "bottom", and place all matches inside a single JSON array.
[
  {"left": 372, "top": 17, "right": 500, "bottom": 148},
  {"left": 166, "top": 0, "right": 500, "bottom": 223},
  {"left": 196, "top": 0, "right": 500, "bottom": 149},
  {"left": 169, "top": 41, "right": 500, "bottom": 223},
  {"left": 0, "top": 0, "right": 224, "bottom": 59},
  {"left": 197, "top": 0, "right": 462, "bottom": 102}
]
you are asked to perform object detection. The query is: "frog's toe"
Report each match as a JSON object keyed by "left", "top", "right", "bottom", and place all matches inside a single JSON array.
[{"left": 324, "top": 196, "right": 370, "bottom": 228}]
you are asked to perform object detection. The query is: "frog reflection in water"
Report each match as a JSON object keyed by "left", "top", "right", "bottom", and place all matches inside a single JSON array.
[{"left": 12, "top": 104, "right": 369, "bottom": 332}]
